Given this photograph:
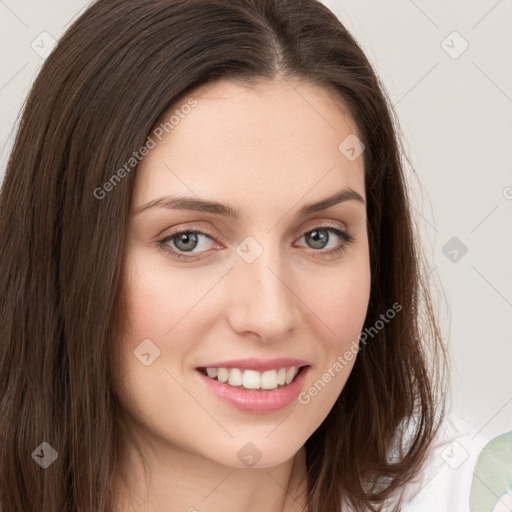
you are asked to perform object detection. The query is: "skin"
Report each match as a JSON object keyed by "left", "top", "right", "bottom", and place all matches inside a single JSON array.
[{"left": 110, "top": 77, "right": 371, "bottom": 512}]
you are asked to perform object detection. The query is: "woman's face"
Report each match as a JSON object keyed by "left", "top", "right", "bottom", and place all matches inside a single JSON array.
[{"left": 114, "top": 78, "right": 371, "bottom": 469}]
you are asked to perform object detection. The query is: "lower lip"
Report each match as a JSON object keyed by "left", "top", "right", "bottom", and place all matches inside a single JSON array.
[{"left": 196, "top": 366, "right": 310, "bottom": 413}]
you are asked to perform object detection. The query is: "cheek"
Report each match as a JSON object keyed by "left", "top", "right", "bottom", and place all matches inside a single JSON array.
[
  {"left": 112, "top": 254, "right": 212, "bottom": 442},
  {"left": 322, "top": 272, "right": 370, "bottom": 321},
  {"left": 113, "top": 251, "right": 208, "bottom": 397},
  {"left": 295, "top": 260, "right": 370, "bottom": 423},
  {"left": 122, "top": 250, "right": 210, "bottom": 340},
  {"left": 306, "top": 255, "right": 371, "bottom": 348},
  {"left": 300, "top": 249, "right": 371, "bottom": 388}
]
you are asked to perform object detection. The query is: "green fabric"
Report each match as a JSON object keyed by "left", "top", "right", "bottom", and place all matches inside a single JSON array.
[{"left": 470, "top": 431, "right": 512, "bottom": 512}]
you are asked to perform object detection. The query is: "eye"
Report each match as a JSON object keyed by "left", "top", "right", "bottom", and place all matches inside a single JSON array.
[
  {"left": 157, "top": 223, "right": 354, "bottom": 261},
  {"left": 294, "top": 224, "right": 354, "bottom": 258},
  {"left": 157, "top": 228, "right": 218, "bottom": 260}
]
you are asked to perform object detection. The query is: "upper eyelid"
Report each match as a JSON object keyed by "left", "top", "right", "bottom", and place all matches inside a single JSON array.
[
  {"left": 160, "top": 217, "right": 349, "bottom": 239},
  {"left": 161, "top": 221, "right": 345, "bottom": 237}
]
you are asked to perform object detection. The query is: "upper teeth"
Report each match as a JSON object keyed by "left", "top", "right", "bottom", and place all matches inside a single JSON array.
[{"left": 205, "top": 366, "right": 300, "bottom": 390}]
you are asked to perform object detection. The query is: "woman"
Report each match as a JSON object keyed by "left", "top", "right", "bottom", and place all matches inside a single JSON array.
[{"left": 0, "top": 0, "right": 488, "bottom": 511}]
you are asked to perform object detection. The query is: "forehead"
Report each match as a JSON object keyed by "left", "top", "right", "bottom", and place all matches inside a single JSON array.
[{"left": 132, "top": 78, "right": 365, "bottom": 211}]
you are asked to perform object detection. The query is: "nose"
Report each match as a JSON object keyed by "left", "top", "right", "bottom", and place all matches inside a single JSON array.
[{"left": 226, "top": 241, "right": 298, "bottom": 342}]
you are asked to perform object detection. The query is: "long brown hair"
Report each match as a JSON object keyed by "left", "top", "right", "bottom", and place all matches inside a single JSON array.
[{"left": 0, "top": 0, "right": 448, "bottom": 510}]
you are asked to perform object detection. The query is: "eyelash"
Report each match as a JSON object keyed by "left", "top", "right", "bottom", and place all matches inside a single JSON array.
[{"left": 156, "top": 223, "right": 354, "bottom": 261}]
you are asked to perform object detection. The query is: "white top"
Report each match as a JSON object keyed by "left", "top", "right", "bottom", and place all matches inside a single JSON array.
[
  {"left": 340, "top": 414, "right": 492, "bottom": 511},
  {"left": 397, "top": 414, "right": 490, "bottom": 511}
]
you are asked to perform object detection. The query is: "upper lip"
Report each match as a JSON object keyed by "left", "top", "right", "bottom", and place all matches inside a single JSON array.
[{"left": 197, "top": 357, "right": 310, "bottom": 372}]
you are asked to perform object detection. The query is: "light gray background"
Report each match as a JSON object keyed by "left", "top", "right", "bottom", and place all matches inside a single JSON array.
[{"left": 1, "top": 1, "right": 511, "bottom": 439}]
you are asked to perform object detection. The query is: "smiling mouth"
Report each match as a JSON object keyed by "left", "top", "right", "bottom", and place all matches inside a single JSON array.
[{"left": 197, "top": 365, "right": 308, "bottom": 391}]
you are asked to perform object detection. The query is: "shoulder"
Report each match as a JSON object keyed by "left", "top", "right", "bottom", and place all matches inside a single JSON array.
[
  {"left": 397, "top": 413, "right": 491, "bottom": 512},
  {"left": 339, "top": 414, "right": 510, "bottom": 512}
]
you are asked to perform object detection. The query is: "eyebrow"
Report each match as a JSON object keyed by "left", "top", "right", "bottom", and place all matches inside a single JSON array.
[{"left": 133, "top": 187, "right": 365, "bottom": 218}]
